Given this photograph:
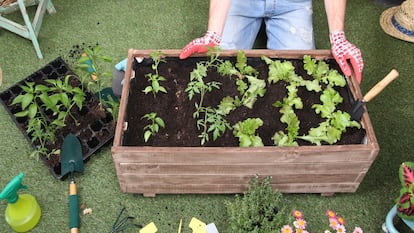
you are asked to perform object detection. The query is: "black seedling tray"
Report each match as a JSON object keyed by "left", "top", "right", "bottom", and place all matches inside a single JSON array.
[{"left": 0, "top": 57, "right": 115, "bottom": 179}]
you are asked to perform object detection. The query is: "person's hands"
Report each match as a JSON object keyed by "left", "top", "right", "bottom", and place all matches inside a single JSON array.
[
  {"left": 329, "top": 31, "right": 363, "bottom": 84},
  {"left": 179, "top": 31, "right": 221, "bottom": 59}
]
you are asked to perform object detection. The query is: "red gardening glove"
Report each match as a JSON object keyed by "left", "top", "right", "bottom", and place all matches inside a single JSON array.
[
  {"left": 330, "top": 31, "right": 363, "bottom": 84},
  {"left": 179, "top": 31, "right": 221, "bottom": 59}
]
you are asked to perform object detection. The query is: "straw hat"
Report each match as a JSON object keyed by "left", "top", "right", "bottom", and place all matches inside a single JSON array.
[{"left": 380, "top": 0, "right": 414, "bottom": 43}]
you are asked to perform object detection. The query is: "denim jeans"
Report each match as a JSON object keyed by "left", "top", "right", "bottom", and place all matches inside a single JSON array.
[{"left": 221, "top": 0, "right": 315, "bottom": 50}]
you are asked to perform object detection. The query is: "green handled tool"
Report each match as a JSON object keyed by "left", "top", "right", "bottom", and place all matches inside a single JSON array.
[{"left": 61, "top": 134, "right": 84, "bottom": 233}]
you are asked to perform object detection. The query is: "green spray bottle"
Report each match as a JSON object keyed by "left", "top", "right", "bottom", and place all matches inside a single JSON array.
[{"left": 0, "top": 173, "right": 41, "bottom": 232}]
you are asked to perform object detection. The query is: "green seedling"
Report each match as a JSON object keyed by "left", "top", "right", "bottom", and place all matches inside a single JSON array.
[
  {"left": 141, "top": 112, "right": 165, "bottom": 142},
  {"left": 103, "top": 94, "right": 119, "bottom": 123},
  {"left": 185, "top": 47, "right": 229, "bottom": 145},
  {"left": 11, "top": 75, "right": 85, "bottom": 159},
  {"left": 76, "top": 45, "right": 114, "bottom": 109},
  {"left": 195, "top": 105, "right": 231, "bottom": 145},
  {"left": 143, "top": 51, "right": 168, "bottom": 97},
  {"left": 219, "top": 50, "right": 265, "bottom": 109}
]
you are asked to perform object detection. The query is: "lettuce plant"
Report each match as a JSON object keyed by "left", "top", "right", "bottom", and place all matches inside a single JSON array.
[{"left": 233, "top": 118, "right": 264, "bottom": 147}]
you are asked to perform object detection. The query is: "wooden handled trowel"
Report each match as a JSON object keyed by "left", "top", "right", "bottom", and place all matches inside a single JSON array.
[{"left": 350, "top": 69, "right": 399, "bottom": 121}]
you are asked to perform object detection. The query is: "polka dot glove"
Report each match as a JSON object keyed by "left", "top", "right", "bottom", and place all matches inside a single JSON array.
[
  {"left": 330, "top": 31, "right": 363, "bottom": 84},
  {"left": 179, "top": 31, "right": 221, "bottom": 59}
]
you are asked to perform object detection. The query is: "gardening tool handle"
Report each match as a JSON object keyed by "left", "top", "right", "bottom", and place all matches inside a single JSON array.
[
  {"left": 69, "top": 179, "right": 79, "bottom": 233},
  {"left": 363, "top": 69, "right": 399, "bottom": 102}
]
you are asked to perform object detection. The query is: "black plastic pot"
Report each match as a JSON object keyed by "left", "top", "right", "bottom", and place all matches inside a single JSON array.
[{"left": 0, "top": 57, "right": 115, "bottom": 179}]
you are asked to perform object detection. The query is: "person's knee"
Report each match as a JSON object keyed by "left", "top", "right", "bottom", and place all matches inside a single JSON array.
[{"left": 112, "top": 69, "right": 124, "bottom": 98}]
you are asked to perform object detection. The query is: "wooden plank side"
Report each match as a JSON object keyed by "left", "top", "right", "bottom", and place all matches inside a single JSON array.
[
  {"left": 120, "top": 173, "right": 362, "bottom": 186},
  {"left": 129, "top": 49, "right": 334, "bottom": 60},
  {"left": 118, "top": 162, "right": 372, "bottom": 175},
  {"left": 121, "top": 182, "right": 359, "bottom": 195},
  {"left": 112, "top": 147, "right": 377, "bottom": 164}
]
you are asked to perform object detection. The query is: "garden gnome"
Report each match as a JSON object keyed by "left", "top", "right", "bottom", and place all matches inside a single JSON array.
[{"left": 380, "top": 0, "right": 414, "bottom": 42}]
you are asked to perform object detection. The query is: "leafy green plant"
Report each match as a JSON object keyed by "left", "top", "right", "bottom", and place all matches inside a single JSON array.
[
  {"left": 263, "top": 55, "right": 358, "bottom": 146},
  {"left": 185, "top": 48, "right": 222, "bottom": 102},
  {"left": 298, "top": 111, "right": 360, "bottom": 145},
  {"left": 271, "top": 109, "right": 300, "bottom": 147},
  {"left": 143, "top": 51, "right": 168, "bottom": 97},
  {"left": 233, "top": 118, "right": 264, "bottom": 147},
  {"left": 76, "top": 45, "right": 114, "bottom": 109},
  {"left": 262, "top": 58, "right": 305, "bottom": 146},
  {"left": 272, "top": 83, "right": 302, "bottom": 147},
  {"left": 298, "top": 85, "right": 360, "bottom": 145},
  {"left": 103, "top": 94, "right": 120, "bottom": 122},
  {"left": 225, "top": 176, "right": 293, "bottom": 233},
  {"left": 141, "top": 112, "right": 165, "bottom": 142},
  {"left": 185, "top": 47, "right": 230, "bottom": 145},
  {"left": 262, "top": 55, "right": 321, "bottom": 92},
  {"left": 218, "top": 50, "right": 266, "bottom": 109},
  {"left": 303, "top": 55, "right": 346, "bottom": 87},
  {"left": 195, "top": 105, "right": 231, "bottom": 145},
  {"left": 41, "top": 76, "right": 86, "bottom": 126},
  {"left": 11, "top": 75, "right": 85, "bottom": 159}
]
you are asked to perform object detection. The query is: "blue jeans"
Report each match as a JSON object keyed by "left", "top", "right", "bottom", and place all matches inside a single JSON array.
[{"left": 221, "top": 0, "right": 315, "bottom": 50}]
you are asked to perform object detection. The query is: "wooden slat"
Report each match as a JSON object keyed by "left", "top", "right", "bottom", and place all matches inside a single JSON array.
[
  {"left": 118, "top": 162, "right": 372, "bottom": 175},
  {"left": 120, "top": 182, "right": 360, "bottom": 196},
  {"left": 121, "top": 173, "right": 362, "bottom": 185},
  {"left": 112, "top": 147, "right": 378, "bottom": 164}
]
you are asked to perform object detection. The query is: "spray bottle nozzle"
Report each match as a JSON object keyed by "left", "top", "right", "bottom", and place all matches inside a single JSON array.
[{"left": 0, "top": 173, "right": 27, "bottom": 204}]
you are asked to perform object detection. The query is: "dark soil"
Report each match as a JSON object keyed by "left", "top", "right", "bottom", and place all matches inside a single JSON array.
[{"left": 123, "top": 56, "right": 365, "bottom": 147}]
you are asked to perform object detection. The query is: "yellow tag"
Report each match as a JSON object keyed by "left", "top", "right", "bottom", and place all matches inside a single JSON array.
[
  {"left": 139, "top": 222, "right": 157, "bottom": 233},
  {"left": 178, "top": 218, "right": 182, "bottom": 233},
  {"left": 189, "top": 217, "right": 207, "bottom": 233}
]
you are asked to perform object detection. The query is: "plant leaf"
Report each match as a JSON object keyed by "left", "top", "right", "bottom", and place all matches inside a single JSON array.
[
  {"left": 400, "top": 162, "right": 414, "bottom": 187},
  {"left": 155, "top": 117, "right": 165, "bottom": 128},
  {"left": 144, "top": 131, "right": 152, "bottom": 142}
]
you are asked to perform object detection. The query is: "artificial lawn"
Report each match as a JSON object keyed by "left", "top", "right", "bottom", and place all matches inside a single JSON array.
[{"left": 0, "top": 0, "right": 413, "bottom": 232}]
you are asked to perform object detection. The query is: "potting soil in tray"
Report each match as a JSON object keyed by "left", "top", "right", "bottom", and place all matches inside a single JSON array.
[
  {"left": 0, "top": 57, "right": 115, "bottom": 179},
  {"left": 123, "top": 55, "right": 366, "bottom": 147}
]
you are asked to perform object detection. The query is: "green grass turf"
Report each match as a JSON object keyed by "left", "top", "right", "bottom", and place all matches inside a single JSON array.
[{"left": 0, "top": 0, "right": 413, "bottom": 232}]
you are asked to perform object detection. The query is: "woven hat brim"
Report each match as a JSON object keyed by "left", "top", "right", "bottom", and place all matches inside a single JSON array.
[{"left": 380, "top": 6, "right": 414, "bottom": 43}]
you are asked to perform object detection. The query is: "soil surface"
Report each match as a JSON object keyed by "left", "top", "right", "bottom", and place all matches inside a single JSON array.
[{"left": 123, "top": 56, "right": 365, "bottom": 147}]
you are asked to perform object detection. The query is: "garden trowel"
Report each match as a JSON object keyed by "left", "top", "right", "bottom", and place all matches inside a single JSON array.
[
  {"left": 350, "top": 69, "right": 399, "bottom": 121},
  {"left": 61, "top": 133, "right": 84, "bottom": 233}
]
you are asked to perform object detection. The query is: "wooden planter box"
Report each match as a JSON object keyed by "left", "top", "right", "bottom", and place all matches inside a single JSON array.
[{"left": 111, "top": 49, "right": 379, "bottom": 197}]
